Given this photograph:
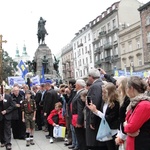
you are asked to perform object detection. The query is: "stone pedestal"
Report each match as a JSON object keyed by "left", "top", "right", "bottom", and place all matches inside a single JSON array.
[{"left": 34, "top": 44, "right": 56, "bottom": 79}]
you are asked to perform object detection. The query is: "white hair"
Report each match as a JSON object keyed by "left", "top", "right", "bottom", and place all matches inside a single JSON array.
[
  {"left": 88, "top": 69, "right": 100, "bottom": 78},
  {"left": 76, "top": 79, "right": 86, "bottom": 87}
]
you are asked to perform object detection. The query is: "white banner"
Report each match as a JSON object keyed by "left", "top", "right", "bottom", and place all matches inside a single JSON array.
[
  {"left": 31, "top": 75, "right": 40, "bottom": 85},
  {"left": 8, "top": 76, "right": 25, "bottom": 87}
]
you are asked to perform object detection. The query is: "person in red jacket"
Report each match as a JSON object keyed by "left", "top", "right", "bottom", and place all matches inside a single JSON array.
[
  {"left": 124, "top": 76, "right": 150, "bottom": 150},
  {"left": 47, "top": 102, "right": 65, "bottom": 143}
]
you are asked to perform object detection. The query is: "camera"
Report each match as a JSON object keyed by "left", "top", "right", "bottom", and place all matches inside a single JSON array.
[{"left": 87, "top": 96, "right": 92, "bottom": 105}]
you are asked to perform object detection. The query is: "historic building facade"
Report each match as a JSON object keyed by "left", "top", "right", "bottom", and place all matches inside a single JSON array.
[
  {"left": 91, "top": 0, "right": 142, "bottom": 74},
  {"left": 61, "top": 43, "right": 74, "bottom": 83},
  {"left": 119, "top": 21, "right": 144, "bottom": 72},
  {"left": 72, "top": 25, "right": 94, "bottom": 79},
  {"left": 138, "top": 1, "right": 150, "bottom": 70}
]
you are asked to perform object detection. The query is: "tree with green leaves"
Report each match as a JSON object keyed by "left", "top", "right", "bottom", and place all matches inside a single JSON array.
[{"left": 2, "top": 50, "right": 18, "bottom": 80}]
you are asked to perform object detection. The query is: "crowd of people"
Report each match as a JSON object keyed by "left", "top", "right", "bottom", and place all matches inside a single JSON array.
[{"left": 0, "top": 68, "right": 150, "bottom": 150}]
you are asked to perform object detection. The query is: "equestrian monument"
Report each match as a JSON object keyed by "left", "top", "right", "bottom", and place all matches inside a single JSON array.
[{"left": 34, "top": 17, "right": 56, "bottom": 79}]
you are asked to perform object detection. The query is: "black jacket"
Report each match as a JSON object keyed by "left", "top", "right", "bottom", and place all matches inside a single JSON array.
[
  {"left": 101, "top": 101, "right": 120, "bottom": 129},
  {"left": 34, "top": 91, "right": 42, "bottom": 110},
  {"left": 71, "top": 89, "right": 85, "bottom": 125},
  {"left": 86, "top": 79, "right": 103, "bottom": 147},
  {"left": 11, "top": 93, "right": 24, "bottom": 120},
  {"left": 0, "top": 94, "right": 15, "bottom": 121},
  {"left": 43, "top": 88, "right": 58, "bottom": 115}
]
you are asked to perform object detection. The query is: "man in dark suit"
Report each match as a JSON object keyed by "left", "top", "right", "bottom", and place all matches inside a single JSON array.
[
  {"left": 0, "top": 86, "right": 15, "bottom": 150},
  {"left": 72, "top": 79, "right": 86, "bottom": 150},
  {"left": 32, "top": 85, "right": 42, "bottom": 130},
  {"left": 43, "top": 83, "right": 58, "bottom": 141},
  {"left": 86, "top": 69, "right": 107, "bottom": 150}
]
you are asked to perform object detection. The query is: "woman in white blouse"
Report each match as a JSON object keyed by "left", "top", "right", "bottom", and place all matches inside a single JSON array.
[{"left": 87, "top": 82, "right": 120, "bottom": 150}]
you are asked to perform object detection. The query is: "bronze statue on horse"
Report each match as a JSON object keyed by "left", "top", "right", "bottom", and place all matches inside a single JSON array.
[{"left": 37, "top": 17, "right": 48, "bottom": 45}]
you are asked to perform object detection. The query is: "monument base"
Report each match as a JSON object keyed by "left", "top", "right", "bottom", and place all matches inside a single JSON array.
[{"left": 34, "top": 44, "right": 56, "bottom": 79}]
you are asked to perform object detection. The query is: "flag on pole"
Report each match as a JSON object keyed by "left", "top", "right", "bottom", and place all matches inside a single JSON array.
[
  {"left": 18, "top": 60, "right": 28, "bottom": 78},
  {"left": 40, "top": 66, "right": 45, "bottom": 83}
]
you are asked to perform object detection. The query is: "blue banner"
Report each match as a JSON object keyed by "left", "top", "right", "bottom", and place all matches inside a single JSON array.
[{"left": 18, "top": 60, "right": 28, "bottom": 78}]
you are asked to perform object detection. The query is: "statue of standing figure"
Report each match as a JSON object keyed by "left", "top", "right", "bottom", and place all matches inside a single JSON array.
[
  {"left": 53, "top": 55, "right": 60, "bottom": 75},
  {"left": 37, "top": 17, "right": 48, "bottom": 45},
  {"left": 42, "top": 55, "right": 49, "bottom": 74}
]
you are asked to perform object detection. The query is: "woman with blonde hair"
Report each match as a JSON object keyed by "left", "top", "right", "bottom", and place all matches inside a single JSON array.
[
  {"left": 87, "top": 82, "right": 120, "bottom": 150},
  {"left": 115, "top": 77, "right": 130, "bottom": 148}
]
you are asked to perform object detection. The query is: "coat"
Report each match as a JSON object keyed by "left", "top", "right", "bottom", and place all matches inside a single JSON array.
[
  {"left": 47, "top": 109, "right": 65, "bottom": 126},
  {"left": 86, "top": 79, "right": 104, "bottom": 147},
  {"left": 101, "top": 101, "right": 120, "bottom": 129},
  {"left": 43, "top": 88, "right": 58, "bottom": 115},
  {"left": 0, "top": 94, "right": 15, "bottom": 121},
  {"left": 124, "top": 101, "right": 150, "bottom": 150},
  {"left": 11, "top": 93, "right": 24, "bottom": 120},
  {"left": 71, "top": 89, "right": 85, "bottom": 126}
]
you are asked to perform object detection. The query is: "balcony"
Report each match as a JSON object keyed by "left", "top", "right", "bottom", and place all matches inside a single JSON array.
[
  {"left": 95, "top": 59, "right": 102, "bottom": 65},
  {"left": 105, "top": 56, "right": 112, "bottom": 62},
  {"left": 78, "top": 43, "right": 83, "bottom": 48},
  {"left": 99, "top": 31, "right": 106, "bottom": 37},
  {"left": 104, "top": 42, "right": 113, "bottom": 50},
  {"left": 94, "top": 47, "right": 102, "bottom": 54}
]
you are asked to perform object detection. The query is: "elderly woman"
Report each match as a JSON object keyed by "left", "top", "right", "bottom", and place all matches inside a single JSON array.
[
  {"left": 87, "top": 82, "right": 120, "bottom": 150},
  {"left": 124, "top": 76, "right": 150, "bottom": 150}
]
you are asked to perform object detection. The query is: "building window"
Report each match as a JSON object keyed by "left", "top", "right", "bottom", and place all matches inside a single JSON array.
[
  {"left": 113, "top": 33, "right": 117, "bottom": 42},
  {"left": 114, "top": 47, "right": 118, "bottom": 55},
  {"left": 137, "top": 55, "right": 142, "bottom": 66},
  {"left": 84, "top": 36, "right": 86, "bottom": 43},
  {"left": 86, "top": 57, "right": 88, "bottom": 64},
  {"left": 107, "top": 22, "right": 111, "bottom": 32},
  {"left": 88, "top": 33, "right": 90, "bottom": 41},
  {"left": 85, "top": 46, "right": 87, "bottom": 53},
  {"left": 89, "top": 44, "right": 91, "bottom": 51},
  {"left": 128, "top": 41, "right": 132, "bottom": 51},
  {"left": 122, "top": 44, "right": 125, "bottom": 53},
  {"left": 82, "top": 48, "right": 84, "bottom": 55},
  {"left": 101, "top": 26, "right": 106, "bottom": 32},
  {"left": 136, "top": 38, "right": 140, "bottom": 49},
  {"left": 90, "top": 55, "right": 92, "bottom": 63},
  {"left": 112, "top": 19, "right": 116, "bottom": 28},
  {"left": 147, "top": 32, "right": 150, "bottom": 43},
  {"left": 93, "top": 32, "right": 96, "bottom": 40},
  {"left": 80, "top": 38, "right": 82, "bottom": 44},
  {"left": 83, "top": 59, "right": 84, "bottom": 65},
  {"left": 74, "top": 52, "right": 76, "bottom": 58},
  {"left": 146, "top": 16, "right": 150, "bottom": 26},
  {"left": 80, "top": 70, "right": 82, "bottom": 77},
  {"left": 83, "top": 69, "right": 85, "bottom": 75},
  {"left": 74, "top": 43, "right": 76, "bottom": 49}
]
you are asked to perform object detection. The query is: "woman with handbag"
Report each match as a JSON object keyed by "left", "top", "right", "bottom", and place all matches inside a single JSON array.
[
  {"left": 87, "top": 82, "right": 119, "bottom": 150},
  {"left": 124, "top": 76, "right": 150, "bottom": 150}
]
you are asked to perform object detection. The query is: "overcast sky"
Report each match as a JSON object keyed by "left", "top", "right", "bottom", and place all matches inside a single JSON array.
[{"left": 0, "top": 0, "right": 149, "bottom": 60}]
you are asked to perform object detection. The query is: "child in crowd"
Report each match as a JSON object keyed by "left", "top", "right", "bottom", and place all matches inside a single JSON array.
[
  {"left": 22, "top": 90, "right": 36, "bottom": 147},
  {"left": 47, "top": 102, "right": 66, "bottom": 143}
]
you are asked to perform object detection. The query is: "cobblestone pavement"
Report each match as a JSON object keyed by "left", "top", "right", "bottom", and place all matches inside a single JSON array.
[{"left": 1, "top": 131, "right": 69, "bottom": 150}]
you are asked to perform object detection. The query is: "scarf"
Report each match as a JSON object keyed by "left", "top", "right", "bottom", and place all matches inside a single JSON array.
[{"left": 127, "top": 93, "right": 150, "bottom": 111}]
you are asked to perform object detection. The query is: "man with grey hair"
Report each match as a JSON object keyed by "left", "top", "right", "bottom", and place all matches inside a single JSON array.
[
  {"left": 71, "top": 79, "right": 87, "bottom": 150},
  {"left": 86, "top": 69, "right": 107, "bottom": 150}
]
